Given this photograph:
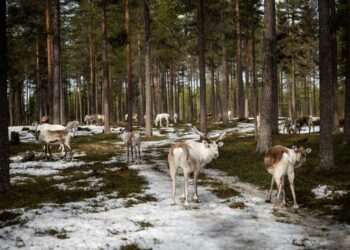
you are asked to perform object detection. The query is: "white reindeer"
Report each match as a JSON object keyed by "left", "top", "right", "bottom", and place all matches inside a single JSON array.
[
  {"left": 264, "top": 145, "right": 311, "bottom": 209},
  {"left": 168, "top": 127, "right": 228, "bottom": 207},
  {"left": 117, "top": 128, "right": 141, "bottom": 161},
  {"left": 228, "top": 110, "right": 233, "bottom": 120},
  {"left": 34, "top": 124, "right": 72, "bottom": 159},
  {"left": 124, "top": 113, "right": 138, "bottom": 122},
  {"left": 155, "top": 113, "right": 170, "bottom": 127},
  {"left": 97, "top": 114, "right": 104, "bottom": 125},
  {"left": 66, "top": 120, "right": 79, "bottom": 137},
  {"left": 173, "top": 113, "right": 178, "bottom": 124}
]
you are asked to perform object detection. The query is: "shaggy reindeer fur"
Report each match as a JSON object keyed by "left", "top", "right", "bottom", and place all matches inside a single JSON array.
[{"left": 264, "top": 145, "right": 312, "bottom": 209}]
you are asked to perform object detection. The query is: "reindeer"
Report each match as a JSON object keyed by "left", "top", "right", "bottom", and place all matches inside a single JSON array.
[
  {"left": 264, "top": 145, "right": 311, "bottom": 209},
  {"left": 66, "top": 120, "right": 79, "bottom": 137},
  {"left": 155, "top": 113, "right": 170, "bottom": 127},
  {"left": 168, "top": 127, "right": 228, "bottom": 207},
  {"left": 117, "top": 128, "right": 141, "bottom": 161},
  {"left": 294, "top": 116, "right": 315, "bottom": 134},
  {"left": 34, "top": 124, "right": 72, "bottom": 159}
]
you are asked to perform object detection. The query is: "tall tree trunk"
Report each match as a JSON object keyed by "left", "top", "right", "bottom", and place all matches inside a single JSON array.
[
  {"left": 216, "top": 67, "right": 223, "bottom": 120},
  {"left": 318, "top": 0, "right": 334, "bottom": 169},
  {"left": 138, "top": 7, "right": 145, "bottom": 125},
  {"left": 252, "top": 23, "right": 258, "bottom": 140},
  {"left": 0, "top": 0, "right": 10, "bottom": 192},
  {"left": 53, "top": 0, "right": 61, "bottom": 124},
  {"left": 330, "top": 1, "right": 339, "bottom": 133},
  {"left": 221, "top": 6, "right": 229, "bottom": 123},
  {"left": 144, "top": 0, "right": 152, "bottom": 136},
  {"left": 187, "top": 59, "right": 193, "bottom": 122},
  {"left": 45, "top": 0, "right": 53, "bottom": 122},
  {"left": 102, "top": 3, "right": 110, "bottom": 133},
  {"left": 245, "top": 37, "right": 251, "bottom": 117},
  {"left": 343, "top": 0, "right": 350, "bottom": 144},
  {"left": 36, "top": 32, "right": 43, "bottom": 120},
  {"left": 210, "top": 62, "right": 216, "bottom": 119},
  {"left": 170, "top": 62, "right": 175, "bottom": 119},
  {"left": 88, "top": 0, "right": 96, "bottom": 115},
  {"left": 198, "top": 0, "right": 207, "bottom": 133},
  {"left": 125, "top": 0, "right": 133, "bottom": 131},
  {"left": 236, "top": 0, "right": 245, "bottom": 119},
  {"left": 257, "top": 0, "right": 275, "bottom": 153},
  {"left": 77, "top": 77, "right": 83, "bottom": 123}
]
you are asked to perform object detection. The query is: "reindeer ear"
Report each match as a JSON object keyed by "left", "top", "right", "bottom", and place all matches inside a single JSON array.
[
  {"left": 292, "top": 145, "right": 298, "bottom": 151},
  {"left": 218, "top": 141, "right": 224, "bottom": 147},
  {"left": 306, "top": 148, "right": 312, "bottom": 154}
]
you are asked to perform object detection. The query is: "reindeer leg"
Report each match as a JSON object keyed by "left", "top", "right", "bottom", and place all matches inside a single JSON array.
[
  {"left": 288, "top": 172, "right": 298, "bottom": 209},
  {"left": 169, "top": 161, "right": 177, "bottom": 205},
  {"left": 193, "top": 167, "right": 200, "bottom": 203},
  {"left": 282, "top": 176, "right": 286, "bottom": 207},
  {"left": 274, "top": 176, "right": 282, "bottom": 209},
  {"left": 266, "top": 176, "right": 274, "bottom": 203},
  {"left": 48, "top": 144, "right": 52, "bottom": 160},
  {"left": 183, "top": 169, "right": 189, "bottom": 208}
]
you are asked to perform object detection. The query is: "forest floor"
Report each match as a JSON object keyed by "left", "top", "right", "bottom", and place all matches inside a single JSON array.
[{"left": 1, "top": 121, "right": 349, "bottom": 250}]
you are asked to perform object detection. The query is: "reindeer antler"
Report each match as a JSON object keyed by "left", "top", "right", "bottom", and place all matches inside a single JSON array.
[
  {"left": 192, "top": 126, "right": 209, "bottom": 141},
  {"left": 215, "top": 131, "right": 229, "bottom": 142}
]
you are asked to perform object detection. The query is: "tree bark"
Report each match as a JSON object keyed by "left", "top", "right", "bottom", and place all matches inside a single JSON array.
[
  {"left": 53, "top": 0, "right": 61, "bottom": 124},
  {"left": 0, "top": 0, "right": 10, "bottom": 192},
  {"left": 318, "top": 0, "right": 334, "bottom": 169},
  {"left": 102, "top": 3, "right": 110, "bottom": 133},
  {"left": 137, "top": 7, "right": 145, "bottom": 125},
  {"left": 330, "top": 1, "right": 339, "bottom": 133},
  {"left": 236, "top": 0, "right": 245, "bottom": 119},
  {"left": 144, "top": 0, "right": 152, "bottom": 136},
  {"left": 221, "top": 6, "right": 229, "bottom": 123},
  {"left": 257, "top": 0, "right": 275, "bottom": 153},
  {"left": 88, "top": 0, "right": 96, "bottom": 115},
  {"left": 197, "top": 0, "right": 207, "bottom": 132},
  {"left": 343, "top": 0, "right": 350, "bottom": 144},
  {"left": 210, "top": 62, "right": 216, "bottom": 119},
  {"left": 45, "top": 0, "right": 53, "bottom": 122}
]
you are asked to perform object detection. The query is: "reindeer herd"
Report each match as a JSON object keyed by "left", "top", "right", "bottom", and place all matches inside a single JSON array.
[{"left": 25, "top": 112, "right": 316, "bottom": 210}]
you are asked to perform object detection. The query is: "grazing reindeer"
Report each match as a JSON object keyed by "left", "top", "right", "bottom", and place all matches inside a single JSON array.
[
  {"left": 264, "top": 145, "right": 311, "bottom": 209},
  {"left": 117, "top": 128, "right": 141, "bottom": 161},
  {"left": 168, "top": 127, "right": 228, "bottom": 207},
  {"left": 155, "top": 113, "right": 170, "bottom": 127},
  {"left": 294, "top": 116, "right": 314, "bottom": 134}
]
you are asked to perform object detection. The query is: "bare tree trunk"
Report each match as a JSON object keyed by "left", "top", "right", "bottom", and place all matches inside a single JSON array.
[
  {"left": 138, "top": 7, "right": 145, "bottom": 125},
  {"left": 187, "top": 59, "right": 193, "bottom": 122},
  {"left": 53, "top": 0, "right": 61, "bottom": 124},
  {"left": 102, "top": 3, "right": 110, "bottom": 133},
  {"left": 144, "top": 0, "right": 152, "bottom": 135},
  {"left": 245, "top": 37, "right": 250, "bottom": 117},
  {"left": 216, "top": 67, "right": 222, "bottom": 120},
  {"left": 88, "top": 0, "right": 96, "bottom": 115},
  {"left": 0, "top": 0, "right": 10, "bottom": 192},
  {"left": 58, "top": 0, "right": 64, "bottom": 124},
  {"left": 77, "top": 77, "right": 83, "bottom": 123},
  {"left": 210, "top": 62, "right": 216, "bottom": 119},
  {"left": 236, "top": 0, "right": 245, "bottom": 119},
  {"left": 330, "top": 1, "right": 339, "bottom": 133},
  {"left": 257, "top": 0, "right": 275, "bottom": 153},
  {"left": 36, "top": 32, "right": 43, "bottom": 120},
  {"left": 318, "top": 0, "right": 334, "bottom": 169},
  {"left": 45, "top": 0, "right": 53, "bottom": 122},
  {"left": 221, "top": 6, "right": 229, "bottom": 123},
  {"left": 343, "top": 0, "right": 350, "bottom": 145}
]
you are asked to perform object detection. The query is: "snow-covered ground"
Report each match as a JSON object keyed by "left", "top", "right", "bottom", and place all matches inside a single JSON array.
[{"left": 2, "top": 124, "right": 349, "bottom": 249}]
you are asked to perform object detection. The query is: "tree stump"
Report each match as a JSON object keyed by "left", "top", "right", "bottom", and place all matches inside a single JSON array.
[{"left": 10, "top": 132, "right": 20, "bottom": 145}]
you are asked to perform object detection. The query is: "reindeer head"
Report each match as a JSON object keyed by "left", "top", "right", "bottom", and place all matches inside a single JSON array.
[
  {"left": 292, "top": 145, "right": 312, "bottom": 167},
  {"left": 193, "top": 126, "right": 228, "bottom": 159}
]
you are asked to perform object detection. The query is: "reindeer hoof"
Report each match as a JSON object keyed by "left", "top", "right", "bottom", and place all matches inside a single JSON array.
[
  {"left": 293, "top": 204, "right": 299, "bottom": 210},
  {"left": 193, "top": 199, "right": 201, "bottom": 203},
  {"left": 184, "top": 201, "right": 189, "bottom": 208},
  {"left": 171, "top": 200, "right": 176, "bottom": 206},
  {"left": 265, "top": 198, "right": 271, "bottom": 203}
]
